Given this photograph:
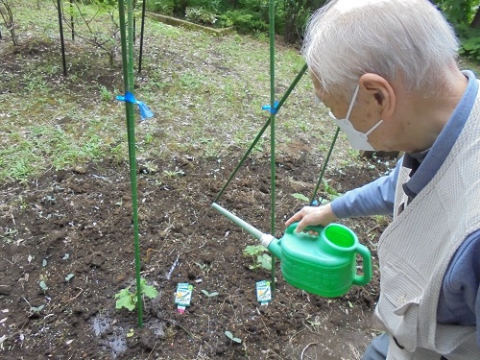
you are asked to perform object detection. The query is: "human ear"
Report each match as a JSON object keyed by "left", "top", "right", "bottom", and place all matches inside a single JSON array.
[{"left": 359, "top": 73, "right": 396, "bottom": 120}]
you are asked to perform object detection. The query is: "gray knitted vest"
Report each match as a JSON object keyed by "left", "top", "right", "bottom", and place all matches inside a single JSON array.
[{"left": 375, "top": 82, "right": 480, "bottom": 360}]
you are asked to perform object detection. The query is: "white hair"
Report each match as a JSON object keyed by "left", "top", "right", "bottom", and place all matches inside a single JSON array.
[{"left": 302, "top": 0, "right": 460, "bottom": 97}]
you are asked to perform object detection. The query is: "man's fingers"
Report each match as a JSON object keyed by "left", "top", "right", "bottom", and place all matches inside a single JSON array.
[
  {"left": 285, "top": 210, "right": 304, "bottom": 227},
  {"left": 295, "top": 213, "right": 315, "bottom": 232}
]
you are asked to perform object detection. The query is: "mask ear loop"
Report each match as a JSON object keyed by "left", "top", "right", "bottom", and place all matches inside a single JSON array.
[
  {"left": 365, "top": 119, "right": 384, "bottom": 136},
  {"left": 345, "top": 84, "right": 360, "bottom": 119}
]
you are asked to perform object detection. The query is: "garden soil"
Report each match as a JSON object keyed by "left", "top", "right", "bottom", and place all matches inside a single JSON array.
[{"left": 0, "top": 151, "right": 393, "bottom": 360}]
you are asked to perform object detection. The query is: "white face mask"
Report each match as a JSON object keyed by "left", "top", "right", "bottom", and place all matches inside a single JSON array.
[{"left": 329, "top": 85, "right": 383, "bottom": 151}]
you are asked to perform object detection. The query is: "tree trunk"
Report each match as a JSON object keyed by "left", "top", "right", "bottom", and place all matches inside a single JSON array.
[
  {"left": 471, "top": 6, "right": 480, "bottom": 28},
  {"left": 0, "top": 0, "right": 18, "bottom": 45},
  {"left": 284, "top": 0, "right": 304, "bottom": 44}
]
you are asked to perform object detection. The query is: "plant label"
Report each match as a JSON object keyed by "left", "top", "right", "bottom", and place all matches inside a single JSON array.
[
  {"left": 175, "top": 283, "right": 193, "bottom": 313},
  {"left": 256, "top": 280, "right": 272, "bottom": 305}
]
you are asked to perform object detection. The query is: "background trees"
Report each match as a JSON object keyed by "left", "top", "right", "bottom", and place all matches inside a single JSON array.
[
  {"left": 2, "top": 1, "right": 480, "bottom": 59},
  {"left": 147, "top": 0, "right": 480, "bottom": 50},
  {"left": 432, "top": 0, "right": 480, "bottom": 60}
]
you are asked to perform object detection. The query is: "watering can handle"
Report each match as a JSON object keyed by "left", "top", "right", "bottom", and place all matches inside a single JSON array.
[
  {"left": 353, "top": 243, "right": 372, "bottom": 286},
  {"left": 286, "top": 222, "right": 324, "bottom": 236}
]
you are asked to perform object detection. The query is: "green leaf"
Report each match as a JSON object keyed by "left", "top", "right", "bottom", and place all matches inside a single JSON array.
[
  {"left": 141, "top": 281, "right": 159, "bottom": 299},
  {"left": 291, "top": 193, "right": 309, "bottom": 202},
  {"left": 114, "top": 288, "right": 132, "bottom": 299},
  {"left": 65, "top": 273, "right": 75, "bottom": 282},
  {"left": 39, "top": 280, "right": 48, "bottom": 291},
  {"left": 30, "top": 304, "right": 44, "bottom": 313},
  {"left": 243, "top": 245, "right": 265, "bottom": 257},
  {"left": 259, "top": 254, "right": 272, "bottom": 271},
  {"left": 225, "top": 330, "right": 242, "bottom": 343},
  {"left": 201, "top": 289, "right": 210, "bottom": 296},
  {"left": 115, "top": 289, "right": 136, "bottom": 311}
]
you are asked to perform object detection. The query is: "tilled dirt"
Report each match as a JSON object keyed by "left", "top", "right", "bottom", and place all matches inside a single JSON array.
[{"left": 0, "top": 153, "right": 392, "bottom": 359}]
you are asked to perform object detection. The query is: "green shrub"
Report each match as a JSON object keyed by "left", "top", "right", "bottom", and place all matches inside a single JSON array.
[
  {"left": 148, "top": 0, "right": 175, "bottom": 16},
  {"left": 144, "top": 0, "right": 309, "bottom": 42},
  {"left": 457, "top": 25, "right": 480, "bottom": 61},
  {"left": 188, "top": 0, "right": 224, "bottom": 13},
  {"left": 218, "top": 9, "right": 268, "bottom": 33},
  {"left": 185, "top": 7, "right": 217, "bottom": 25}
]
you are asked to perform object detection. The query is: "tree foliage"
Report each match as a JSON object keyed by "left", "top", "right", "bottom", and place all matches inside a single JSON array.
[
  {"left": 148, "top": 0, "right": 326, "bottom": 42},
  {"left": 433, "top": 0, "right": 479, "bottom": 26},
  {"left": 283, "top": 0, "right": 326, "bottom": 43},
  {"left": 432, "top": 0, "right": 480, "bottom": 62},
  {"left": 59, "top": 0, "right": 122, "bottom": 66},
  {"left": 146, "top": 0, "right": 480, "bottom": 47}
]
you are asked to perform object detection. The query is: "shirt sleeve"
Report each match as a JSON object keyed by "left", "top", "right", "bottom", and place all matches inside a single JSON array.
[
  {"left": 330, "top": 158, "right": 402, "bottom": 219},
  {"left": 437, "top": 229, "right": 480, "bottom": 348}
]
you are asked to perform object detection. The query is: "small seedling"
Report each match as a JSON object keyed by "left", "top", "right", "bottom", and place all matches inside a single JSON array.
[
  {"left": 225, "top": 330, "right": 242, "bottom": 344},
  {"left": 322, "top": 178, "right": 340, "bottom": 200},
  {"left": 39, "top": 280, "right": 48, "bottom": 292},
  {"left": 257, "top": 253, "right": 272, "bottom": 271},
  {"left": 115, "top": 278, "right": 159, "bottom": 311},
  {"left": 201, "top": 289, "right": 218, "bottom": 298},
  {"left": 195, "top": 261, "right": 211, "bottom": 274},
  {"left": 30, "top": 304, "right": 44, "bottom": 314},
  {"left": 242, "top": 245, "right": 272, "bottom": 271},
  {"left": 65, "top": 273, "right": 74, "bottom": 282},
  {"left": 163, "top": 169, "right": 185, "bottom": 177}
]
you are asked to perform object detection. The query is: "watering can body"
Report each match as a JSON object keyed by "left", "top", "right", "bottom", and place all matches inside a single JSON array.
[
  {"left": 263, "top": 223, "right": 372, "bottom": 298},
  {"left": 211, "top": 203, "right": 372, "bottom": 298}
]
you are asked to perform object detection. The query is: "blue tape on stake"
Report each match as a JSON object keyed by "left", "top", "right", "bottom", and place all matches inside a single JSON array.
[
  {"left": 116, "top": 91, "right": 154, "bottom": 121},
  {"left": 262, "top": 100, "right": 279, "bottom": 115}
]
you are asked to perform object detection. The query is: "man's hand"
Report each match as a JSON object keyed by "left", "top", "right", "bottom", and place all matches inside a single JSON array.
[{"left": 285, "top": 203, "right": 337, "bottom": 233}]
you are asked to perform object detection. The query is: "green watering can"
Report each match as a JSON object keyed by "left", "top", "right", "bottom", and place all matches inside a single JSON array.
[{"left": 212, "top": 203, "right": 372, "bottom": 298}]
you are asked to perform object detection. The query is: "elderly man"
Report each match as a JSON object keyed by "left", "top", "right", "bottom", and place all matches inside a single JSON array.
[{"left": 285, "top": 0, "right": 480, "bottom": 359}]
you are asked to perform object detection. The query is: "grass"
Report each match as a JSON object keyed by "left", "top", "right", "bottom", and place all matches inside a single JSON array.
[
  {"left": 0, "top": 0, "right": 347, "bottom": 184},
  {"left": 3, "top": 1, "right": 476, "bottom": 185}
]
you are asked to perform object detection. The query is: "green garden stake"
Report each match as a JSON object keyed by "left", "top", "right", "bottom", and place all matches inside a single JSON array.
[
  {"left": 212, "top": 203, "right": 372, "bottom": 298},
  {"left": 310, "top": 127, "right": 341, "bottom": 205},
  {"left": 118, "top": 0, "right": 143, "bottom": 327},
  {"left": 268, "top": 0, "right": 277, "bottom": 293}
]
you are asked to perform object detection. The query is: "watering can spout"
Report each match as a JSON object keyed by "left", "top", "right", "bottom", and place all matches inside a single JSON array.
[{"left": 211, "top": 202, "right": 282, "bottom": 256}]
